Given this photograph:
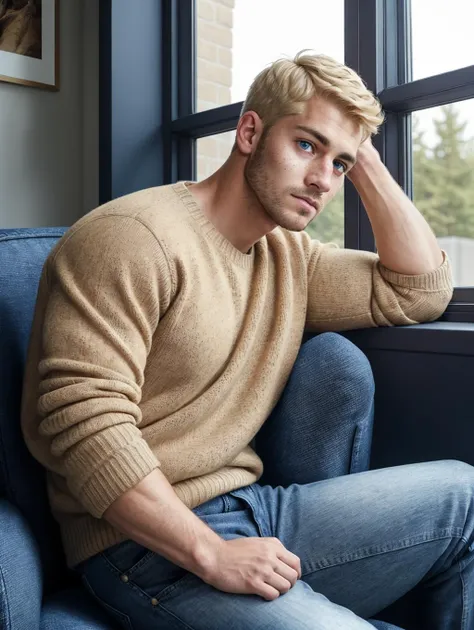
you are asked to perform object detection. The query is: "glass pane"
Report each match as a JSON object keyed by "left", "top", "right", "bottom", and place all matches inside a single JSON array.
[
  {"left": 411, "top": 0, "right": 474, "bottom": 81},
  {"left": 196, "top": 130, "right": 235, "bottom": 182},
  {"left": 196, "top": 131, "right": 344, "bottom": 247},
  {"left": 197, "top": 0, "right": 344, "bottom": 112},
  {"left": 412, "top": 101, "right": 474, "bottom": 286}
]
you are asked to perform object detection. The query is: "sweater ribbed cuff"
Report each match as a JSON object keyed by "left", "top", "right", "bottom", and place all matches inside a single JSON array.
[
  {"left": 76, "top": 439, "right": 160, "bottom": 518},
  {"left": 379, "top": 250, "right": 453, "bottom": 291}
]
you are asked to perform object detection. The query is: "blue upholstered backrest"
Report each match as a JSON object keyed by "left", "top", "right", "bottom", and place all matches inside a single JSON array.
[{"left": 0, "top": 228, "right": 68, "bottom": 593}]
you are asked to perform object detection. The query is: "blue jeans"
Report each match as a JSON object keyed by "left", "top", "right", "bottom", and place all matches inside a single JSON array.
[{"left": 79, "top": 334, "right": 474, "bottom": 629}]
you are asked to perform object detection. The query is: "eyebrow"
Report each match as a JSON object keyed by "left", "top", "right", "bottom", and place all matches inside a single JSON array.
[{"left": 295, "top": 124, "right": 357, "bottom": 166}]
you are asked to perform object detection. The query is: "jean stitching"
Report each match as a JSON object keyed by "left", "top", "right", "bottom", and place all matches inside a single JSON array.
[
  {"left": 102, "top": 544, "right": 158, "bottom": 580},
  {"left": 350, "top": 424, "right": 362, "bottom": 474},
  {"left": 222, "top": 493, "right": 231, "bottom": 513},
  {"left": 99, "top": 553, "right": 158, "bottom": 603},
  {"left": 0, "top": 566, "right": 11, "bottom": 630},
  {"left": 81, "top": 573, "right": 134, "bottom": 630},
  {"left": 126, "top": 550, "right": 156, "bottom": 578},
  {"left": 240, "top": 485, "right": 272, "bottom": 538},
  {"left": 156, "top": 603, "right": 196, "bottom": 629},
  {"left": 100, "top": 550, "right": 198, "bottom": 606},
  {"left": 151, "top": 573, "right": 197, "bottom": 603},
  {"left": 459, "top": 552, "right": 468, "bottom": 630},
  {"left": 301, "top": 528, "right": 464, "bottom": 577}
]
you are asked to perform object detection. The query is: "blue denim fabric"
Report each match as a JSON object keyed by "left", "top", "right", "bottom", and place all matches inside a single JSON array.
[
  {"left": 79, "top": 334, "right": 474, "bottom": 629},
  {"left": 0, "top": 499, "right": 42, "bottom": 630},
  {"left": 40, "top": 589, "right": 114, "bottom": 630}
]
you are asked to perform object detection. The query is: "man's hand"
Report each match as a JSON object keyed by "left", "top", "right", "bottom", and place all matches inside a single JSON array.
[
  {"left": 347, "top": 138, "right": 381, "bottom": 183},
  {"left": 201, "top": 536, "right": 302, "bottom": 601},
  {"left": 105, "top": 469, "right": 302, "bottom": 602}
]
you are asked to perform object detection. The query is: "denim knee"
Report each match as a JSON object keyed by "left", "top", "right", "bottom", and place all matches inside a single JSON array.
[
  {"left": 435, "top": 460, "right": 474, "bottom": 515},
  {"left": 296, "top": 333, "right": 375, "bottom": 411}
]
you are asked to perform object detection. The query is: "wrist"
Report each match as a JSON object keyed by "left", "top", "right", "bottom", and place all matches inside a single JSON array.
[
  {"left": 349, "top": 145, "right": 383, "bottom": 184},
  {"left": 190, "top": 532, "right": 224, "bottom": 580}
]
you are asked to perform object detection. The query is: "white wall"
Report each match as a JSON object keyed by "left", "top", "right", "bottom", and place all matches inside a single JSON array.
[{"left": 0, "top": 0, "right": 99, "bottom": 229}]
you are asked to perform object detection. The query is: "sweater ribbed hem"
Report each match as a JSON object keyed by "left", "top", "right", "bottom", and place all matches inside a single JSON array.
[
  {"left": 378, "top": 250, "right": 453, "bottom": 292},
  {"left": 171, "top": 182, "right": 256, "bottom": 269},
  {"left": 73, "top": 430, "right": 161, "bottom": 518},
  {"left": 63, "top": 468, "right": 259, "bottom": 568}
]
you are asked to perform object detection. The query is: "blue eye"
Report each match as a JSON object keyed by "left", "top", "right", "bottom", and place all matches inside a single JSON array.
[
  {"left": 298, "top": 140, "right": 313, "bottom": 153},
  {"left": 334, "top": 160, "right": 347, "bottom": 174}
]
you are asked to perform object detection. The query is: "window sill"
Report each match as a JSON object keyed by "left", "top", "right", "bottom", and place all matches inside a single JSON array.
[{"left": 344, "top": 321, "right": 474, "bottom": 356}]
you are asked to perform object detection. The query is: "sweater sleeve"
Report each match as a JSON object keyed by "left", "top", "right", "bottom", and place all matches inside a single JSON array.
[
  {"left": 36, "top": 215, "right": 173, "bottom": 518},
  {"left": 305, "top": 241, "right": 453, "bottom": 332}
]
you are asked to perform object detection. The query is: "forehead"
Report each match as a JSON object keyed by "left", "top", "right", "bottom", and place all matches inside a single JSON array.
[{"left": 286, "top": 96, "right": 363, "bottom": 150}]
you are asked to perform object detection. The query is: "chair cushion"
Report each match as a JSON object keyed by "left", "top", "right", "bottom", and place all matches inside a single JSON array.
[
  {"left": 0, "top": 228, "right": 67, "bottom": 594},
  {"left": 41, "top": 588, "right": 117, "bottom": 630},
  {"left": 0, "top": 499, "right": 42, "bottom": 630}
]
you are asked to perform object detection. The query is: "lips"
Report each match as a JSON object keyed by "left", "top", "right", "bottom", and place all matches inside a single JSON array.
[{"left": 292, "top": 195, "right": 319, "bottom": 212}]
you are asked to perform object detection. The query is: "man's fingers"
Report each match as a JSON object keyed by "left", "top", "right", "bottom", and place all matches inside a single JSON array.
[
  {"left": 278, "top": 549, "right": 302, "bottom": 579},
  {"left": 274, "top": 560, "right": 299, "bottom": 587}
]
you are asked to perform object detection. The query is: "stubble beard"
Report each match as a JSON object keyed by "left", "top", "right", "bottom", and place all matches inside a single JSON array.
[{"left": 244, "top": 135, "right": 299, "bottom": 231}]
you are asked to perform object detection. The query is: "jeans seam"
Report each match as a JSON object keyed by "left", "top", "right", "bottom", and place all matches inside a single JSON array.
[
  {"left": 301, "top": 528, "right": 464, "bottom": 578},
  {"left": 126, "top": 550, "right": 155, "bottom": 578},
  {"left": 0, "top": 566, "right": 11, "bottom": 630},
  {"left": 460, "top": 567, "right": 467, "bottom": 630},
  {"left": 81, "top": 573, "right": 134, "bottom": 630},
  {"left": 222, "top": 494, "right": 231, "bottom": 513},
  {"left": 350, "top": 400, "right": 374, "bottom": 474},
  {"left": 240, "top": 485, "right": 272, "bottom": 538},
  {"left": 459, "top": 546, "right": 469, "bottom": 630},
  {"left": 100, "top": 550, "right": 199, "bottom": 608},
  {"left": 99, "top": 552, "right": 163, "bottom": 604},
  {"left": 156, "top": 603, "right": 196, "bottom": 630},
  {"left": 350, "top": 424, "right": 362, "bottom": 474}
]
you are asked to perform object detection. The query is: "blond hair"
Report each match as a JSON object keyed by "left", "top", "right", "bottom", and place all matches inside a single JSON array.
[{"left": 241, "top": 51, "right": 384, "bottom": 140}]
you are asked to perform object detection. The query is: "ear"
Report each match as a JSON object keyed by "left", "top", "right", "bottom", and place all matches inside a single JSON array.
[{"left": 235, "top": 111, "right": 264, "bottom": 156}]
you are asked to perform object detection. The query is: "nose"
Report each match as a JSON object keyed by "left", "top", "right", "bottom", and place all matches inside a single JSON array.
[{"left": 305, "top": 159, "right": 332, "bottom": 193}]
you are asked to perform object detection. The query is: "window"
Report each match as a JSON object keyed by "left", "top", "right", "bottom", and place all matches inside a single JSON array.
[
  {"left": 411, "top": 0, "right": 474, "bottom": 82},
  {"left": 197, "top": 131, "right": 235, "bottom": 181},
  {"left": 413, "top": 102, "right": 474, "bottom": 287},
  {"left": 197, "top": 0, "right": 344, "bottom": 112}
]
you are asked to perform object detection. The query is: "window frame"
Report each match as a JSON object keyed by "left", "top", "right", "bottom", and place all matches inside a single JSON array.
[{"left": 162, "top": 0, "right": 474, "bottom": 317}]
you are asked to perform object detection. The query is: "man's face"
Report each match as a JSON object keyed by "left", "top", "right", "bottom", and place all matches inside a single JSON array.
[{"left": 244, "top": 96, "right": 363, "bottom": 232}]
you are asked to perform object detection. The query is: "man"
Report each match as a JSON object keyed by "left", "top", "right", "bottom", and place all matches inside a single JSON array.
[{"left": 21, "top": 52, "right": 473, "bottom": 629}]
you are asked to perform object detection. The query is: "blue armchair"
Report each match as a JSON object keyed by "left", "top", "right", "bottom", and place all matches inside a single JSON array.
[
  {"left": 0, "top": 228, "right": 403, "bottom": 630},
  {"left": 0, "top": 229, "right": 116, "bottom": 629}
]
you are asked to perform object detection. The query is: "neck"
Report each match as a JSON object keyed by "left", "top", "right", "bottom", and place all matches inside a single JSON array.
[{"left": 189, "top": 157, "right": 276, "bottom": 253}]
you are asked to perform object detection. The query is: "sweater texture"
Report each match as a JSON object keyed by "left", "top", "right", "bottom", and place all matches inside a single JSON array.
[{"left": 21, "top": 182, "right": 453, "bottom": 567}]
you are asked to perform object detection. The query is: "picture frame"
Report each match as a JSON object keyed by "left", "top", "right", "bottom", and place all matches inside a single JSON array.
[{"left": 0, "top": 0, "right": 59, "bottom": 91}]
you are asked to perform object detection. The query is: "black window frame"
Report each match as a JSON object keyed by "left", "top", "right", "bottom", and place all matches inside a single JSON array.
[{"left": 161, "top": 0, "right": 474, "bottom": 321}]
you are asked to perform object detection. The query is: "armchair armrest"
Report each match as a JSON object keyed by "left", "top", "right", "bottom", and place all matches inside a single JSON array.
[{"left": 0, "top": 498, "right": 42, "bottom": 630}]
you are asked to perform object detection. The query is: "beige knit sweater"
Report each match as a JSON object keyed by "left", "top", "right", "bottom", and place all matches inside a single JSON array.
[{"left": 21, "top": 182, "right": 453, "bottom": 567}]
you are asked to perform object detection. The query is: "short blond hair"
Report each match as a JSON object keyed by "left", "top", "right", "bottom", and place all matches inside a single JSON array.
[{"left": 241, "top": 51, "right": 384, "bottom": 140}]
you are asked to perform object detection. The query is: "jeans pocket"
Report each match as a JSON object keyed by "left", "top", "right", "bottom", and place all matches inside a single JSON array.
[
  {"left": 82, "top": 573, "right": 134, "bottom": 630},
  {"left": 104, "top": 539, "right": 190, "bottom": 600},
  {"left": 102, "top": 539, "right": 153, "bottom": 574}
]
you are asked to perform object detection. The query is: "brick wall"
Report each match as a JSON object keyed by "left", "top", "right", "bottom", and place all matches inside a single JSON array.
[{"left": 197, "top": 0, "right": 236, "bottom": 180}]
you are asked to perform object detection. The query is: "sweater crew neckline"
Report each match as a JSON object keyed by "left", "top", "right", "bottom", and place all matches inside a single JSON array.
[{"left": 172, "top": 181, "right": 256, "bottom": 269}]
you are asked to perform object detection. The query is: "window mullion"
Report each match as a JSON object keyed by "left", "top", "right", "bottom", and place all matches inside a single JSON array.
[
  {"left": 163, "top": 0, "right": 196, "bottom": 184},
  {"left": 344, "top": 0, "right": 386, "bottom": 252}
]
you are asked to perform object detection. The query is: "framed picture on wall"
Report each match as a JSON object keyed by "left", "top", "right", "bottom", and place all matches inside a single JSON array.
[{"left": 0, "top": 0, "right": 59, "bottom": 90}]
